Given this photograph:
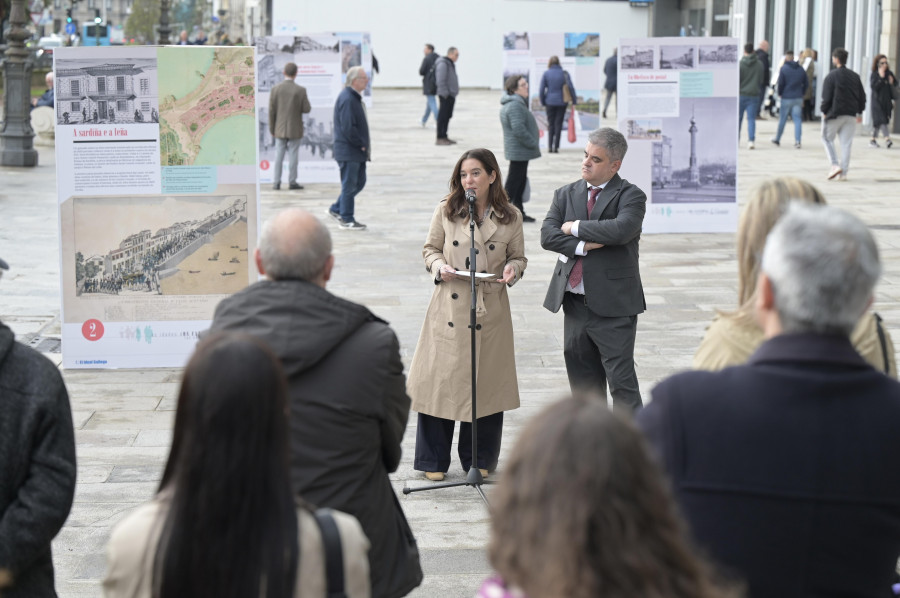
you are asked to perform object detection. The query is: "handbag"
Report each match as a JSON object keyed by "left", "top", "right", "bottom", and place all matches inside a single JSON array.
[
  {"left": 522, "top": 178, "right": 530, "bottom": 204},
  {"left": 890, "top": 84, "right": 900, "bottom": 102},
  {"left": 562, "top": 71, "right": 573, "bottom": 104},
  {"left": 567, "top": 105, "right": 577, "bottom": 143},
  {"left": 313, "top": 509, "right": 347, "bottom": 598}
]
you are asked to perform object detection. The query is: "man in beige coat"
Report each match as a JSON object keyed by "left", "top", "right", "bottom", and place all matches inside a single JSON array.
[{"left": 269, "top": 62, "right": 311, "bottom": 190}]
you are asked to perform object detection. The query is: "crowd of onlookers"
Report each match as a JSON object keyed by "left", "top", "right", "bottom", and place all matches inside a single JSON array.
[{"left": 4, "top": 168, "right": 900, "bottom": 597}]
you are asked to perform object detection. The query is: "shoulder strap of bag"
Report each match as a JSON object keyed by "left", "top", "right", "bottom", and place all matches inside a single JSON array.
[
  {"left": 874, "top": 312, "right": 891, "bottom": 375},
  {"left": 313, "top": 508, "right": 347, "bottom": 598}
]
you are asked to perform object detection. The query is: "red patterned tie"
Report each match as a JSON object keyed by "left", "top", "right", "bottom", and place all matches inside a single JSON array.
[{"left": 567, "top": 186, "right": 601, "bottom": 288}]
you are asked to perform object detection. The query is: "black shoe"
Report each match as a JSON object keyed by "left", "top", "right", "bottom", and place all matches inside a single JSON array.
[
  {"left": 273, "top": 183, "right": 280, "bottom": 190},
  {"left": 338, "top": 218, "right": 367, "bottom": 231},
  {"left": 602, "top": 112, "right": 607, "bottom": 119},
  {"left": 289, "top": 183, "right": 304, "bottom": 190},
  {"left": 325, "top": 208, "right": 342, "bottom": 222},
  {"left": 522, "top": 214, "right": 536, "bottom": 223}
]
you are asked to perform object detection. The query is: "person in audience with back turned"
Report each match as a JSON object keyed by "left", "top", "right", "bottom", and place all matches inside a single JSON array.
[
  {"left": 693, "top": 177, "right": 895, "bottom": 376},
  {"left": 640, "top": 203, "right": 900, "bottom": 598},
  {"left": 478, "top": 394, "right": 739, "bottom": 598},
  {"left": 103, "top": 332, "right": 371, "bottom": 598},
  {"left": 208, "top": 209, "right": 422, "bottom": 598},
  {"left": 0, "top": 256, "right": 77, "bottom": 598}
]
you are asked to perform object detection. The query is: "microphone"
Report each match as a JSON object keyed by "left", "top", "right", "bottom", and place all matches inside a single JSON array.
[{"left": 465, "top": 189, "right": 477, "bottom": 205}]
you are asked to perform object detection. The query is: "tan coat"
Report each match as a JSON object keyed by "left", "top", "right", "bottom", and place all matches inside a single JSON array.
[
  {"left": 693, "top": 311, "right": 897, "bottom": 377},
  {"left": 103, "top": 497, "right": 371, "bottom": 598},
  {"left": 268, "top": 79, "right": 312, "bottom": 139},
  {"left": 407, "top": 202, "right": 527, "bottom": 421}
]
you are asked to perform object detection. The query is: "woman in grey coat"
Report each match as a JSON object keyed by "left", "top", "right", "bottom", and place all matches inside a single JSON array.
[{"left": 500, "top": 75, "right": 541, "bottom": 222}]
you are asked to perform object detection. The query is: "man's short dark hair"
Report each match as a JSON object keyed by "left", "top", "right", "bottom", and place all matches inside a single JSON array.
[
  {"left": 284, "top": 62, "right": 298, "bottom": 78},
  {"left": 785, "top": 49, "right": 794, "bottom": 57},
  {"left": 425, "top": 43, "right": 435, "bottom": 52},
  {"left": 832, "top": 48, "right": 848, "bottom": 66},
  {"left": 744, "top": 43, "right": 754, "bottom": 54}
]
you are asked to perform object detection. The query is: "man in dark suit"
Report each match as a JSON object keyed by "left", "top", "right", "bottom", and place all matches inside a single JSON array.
[
  {"left": 540, "top": 127, "right": 646, "bottom": 411},
  {"left": 268, "top": 62, "right": 311, "bottom": 191},
  {"left": 638, "top": 203, "right": 900, "bottom": 598}
]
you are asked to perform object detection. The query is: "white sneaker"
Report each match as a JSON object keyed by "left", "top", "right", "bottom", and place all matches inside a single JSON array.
[{"left": 748, "top": 141, "right": 755, "bottom": 149}]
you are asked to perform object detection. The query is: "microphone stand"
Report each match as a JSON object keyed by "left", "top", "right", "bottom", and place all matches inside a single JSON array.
[{"left": 404, "top": 192, "right": 495, "bottom": 507}]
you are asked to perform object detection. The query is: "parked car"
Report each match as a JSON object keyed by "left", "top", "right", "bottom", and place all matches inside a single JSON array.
[{"left": 35, "top": 36, "right": 63, "bottom": 69}]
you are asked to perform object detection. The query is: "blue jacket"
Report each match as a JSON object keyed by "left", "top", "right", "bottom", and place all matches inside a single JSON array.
[
  {"left": 776, "top": 60, "right": 808, "bottom": 99},
  {"left": 332, "top": 86, "right": 369, "bottom": 163},
  {"left": 604, "top": 55, "right": 617, "bottom": 91},
  {"left": 539, "top": 64, "right": 576, "bottom": 107}
]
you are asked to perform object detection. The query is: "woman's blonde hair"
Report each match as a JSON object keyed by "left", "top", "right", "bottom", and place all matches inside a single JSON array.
[{"left": 734, "top": 177, "right": 826, "bottom": 317}]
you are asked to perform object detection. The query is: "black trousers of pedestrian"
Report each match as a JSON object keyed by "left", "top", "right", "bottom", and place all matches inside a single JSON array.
[
  {"left": 505, "top": 160, "right": 529, "bottom": 216},
  {"left": 437, "top": 95, "right": 456, "bottom": 139},
  {"left": 414, "top": 411, "right": 504, "bottom": 473},
  {"left": 546, "top": 104, "right": 566, "bottom": 151}
]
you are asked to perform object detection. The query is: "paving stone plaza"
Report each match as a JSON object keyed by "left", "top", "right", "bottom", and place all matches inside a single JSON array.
[{"left": 2, "top": 88, "right": 900, "bottom": 597}]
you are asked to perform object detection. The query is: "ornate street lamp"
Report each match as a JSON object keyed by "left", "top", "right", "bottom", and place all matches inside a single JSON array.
[
  {"left": 1, "top": 0, "right": 39, "bottom": 167},
  {"left": 158, "top": 0, "right": 172, "bottom": 45}
]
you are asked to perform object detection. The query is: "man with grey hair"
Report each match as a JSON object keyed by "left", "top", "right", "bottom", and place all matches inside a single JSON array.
[
  {"left": 540, "top": 127, "right": 647, "bottom": 411},
  {"left": 329, "top": 66, "right": 370, "bottom": 230},
  {"left": 638, "top": 203, "right": 900, "bottom": 597},
  {"left": 209, "top": 209, "right": 423, "bottom": 598}
]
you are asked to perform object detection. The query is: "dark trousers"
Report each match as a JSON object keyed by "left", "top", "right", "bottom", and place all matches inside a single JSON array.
[
  {"left": 437, "top": 95, "right": 456, "bottom": 139},
  {"left": 562, "top": 293, "right": 642, "bottom": 412},
  {"left": 504, "top": 160, "right": 528, "bottom": 215},
  {"left": 414, "top": 411, "right": 504, "bottom": 473},
  {"left": 546, "top": 104, "right": 566, "bottom": 151}
]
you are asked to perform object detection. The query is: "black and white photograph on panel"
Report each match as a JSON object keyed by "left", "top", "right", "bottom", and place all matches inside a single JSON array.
[
  {"left": 659, "top": 45, "right": 695, "bottom": 69},
  {"left": 650, "top": 97, "right": 736, "bottom": 203},
  {"left": 698, "top": 44, "right": 738, "bottom": 66},
  {"left": 55, "top": 55, "right": 158, "bottom": 125},
  {"left": 620, "top": 45, "right": 655, "bottom": 70}
]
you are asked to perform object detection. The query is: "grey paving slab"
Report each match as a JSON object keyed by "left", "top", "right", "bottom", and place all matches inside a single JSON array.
[{"left": 3, "top": 88, "right": 900, "bottom": 597}]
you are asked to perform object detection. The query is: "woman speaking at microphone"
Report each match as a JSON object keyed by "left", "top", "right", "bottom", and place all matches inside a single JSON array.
[{"left": 407, "top": 148, "right": 527, "bottom": 482}]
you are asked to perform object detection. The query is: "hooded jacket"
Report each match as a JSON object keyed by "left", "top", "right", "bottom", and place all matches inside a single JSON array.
[
  {"left": 209, "top": 280, "right": 422, "bottom": 598},
  {"left": 500, "top": 93, "right": 541, "bottom": 162},
  {"left": 740, "top": 54, "right": 764, "bottom": 96},
  {"left": 776, "top": 60, "right": 809, "bottom": 99},
  {"left": 0, "top": 321, "right": 76, "bottom": 597}
]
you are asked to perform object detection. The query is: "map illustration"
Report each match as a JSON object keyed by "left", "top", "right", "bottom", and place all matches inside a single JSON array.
[{"left": 157, "top": 47, "right": 256, "bottom": 166}]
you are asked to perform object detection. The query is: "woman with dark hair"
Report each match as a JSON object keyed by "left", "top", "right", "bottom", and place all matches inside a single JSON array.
[
  {"left": 103, "top": 332, "right": 371, "bottom": 598},
  {"left": 407, "top": 149, "right": 527, "bottom": 482},
  {"left": 479, "top": 395, "right": 739, "bottom": 598},
  {"left": 869, "top": 54, "right": 896, "bottom": 148},
  {"left": 500, "top": 75, "right": 541, "bottom": 223},
  {"left": 539, "top": 56, "right": 576, "bottom": 153}
]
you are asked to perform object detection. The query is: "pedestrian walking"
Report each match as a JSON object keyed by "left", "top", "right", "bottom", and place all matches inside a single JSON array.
[
  {"left": 419, "top": 44, "right": 439, "bottom": 127},
  {"left": 820, "top": 47, "right": 866, "bottom": 180},
  {"left": 435, "top": 47, "right": 459, "bottom": 145},
  {"left": 869, "top": 54, "right": 896, "bottom": 148},
  {"left": 771, "top": 50, "right": 808, "bottom": 148},
  {"left": 500, "top": 75, "right": 541, "bottom": 222},
  {"left": 268, "top": 62, "right": 312, "bottom": 191},
  {"left": 538, "top": 56, "right": 576, "bottom": 153},
  {"left": 755, "top": 40, "right": 771, "bottom": 118},
  {"left": 739, "top": 43, "right": 764, "bottom": 149},
  {"left": 329, "top": 67, "right": 370, "bottom": 230},
  {"left": 602, "top": 49, "right": 617, "bottom": 119}
]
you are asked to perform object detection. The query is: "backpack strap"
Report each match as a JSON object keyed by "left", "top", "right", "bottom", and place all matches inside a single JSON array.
[
  {"left": 874, "top": 312, "right": 891, "bottom": 375},
  {"left": 313, "top": 508, "right": 347, "bottom": 598}
]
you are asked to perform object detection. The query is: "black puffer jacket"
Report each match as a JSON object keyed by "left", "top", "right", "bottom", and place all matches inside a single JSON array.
[
  {"left": 820, "top": 66, "right": 866, "bottom": 119},
  {"left": 0, "top": 321, "right": 76, "bottom": 597}
]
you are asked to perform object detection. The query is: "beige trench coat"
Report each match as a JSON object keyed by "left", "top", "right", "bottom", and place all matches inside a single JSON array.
[{"left": 407, "top": 201, "right": 527, "bottom": 421}]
